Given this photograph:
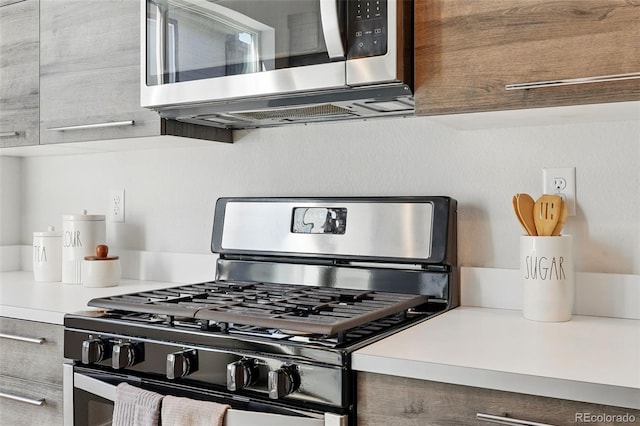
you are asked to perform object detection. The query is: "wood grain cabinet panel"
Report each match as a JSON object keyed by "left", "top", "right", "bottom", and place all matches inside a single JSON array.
[
  {"left": 0, "top": 318, "right": 65, "bottom": 425},
  {"left": 0, "top": 317, "right": 64, "bottom": 384},
  {"left": 415, "top": 0, "right": 640, "bottom": 115},
  {"left": 357, "top": 372, "right": 640, "bottom": 426},
  {"left": 39, "top": 0, "right": 162, "bottom": 144},
  {"left": 0, "top": 0, "right": 39, "bottom": 147},
  {"left": 0, "top": 376, "right": 63, "bottom": 426}
]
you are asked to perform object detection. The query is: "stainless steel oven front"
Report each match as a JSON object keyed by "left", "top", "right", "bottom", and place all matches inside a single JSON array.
[{"left": 63, "top": 363, "right": 346, "bottom": 426}]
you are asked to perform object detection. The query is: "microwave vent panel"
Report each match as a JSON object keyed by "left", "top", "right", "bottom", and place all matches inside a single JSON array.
[{"left": 234, "top": 104, "right": 357, "bottom": 122}]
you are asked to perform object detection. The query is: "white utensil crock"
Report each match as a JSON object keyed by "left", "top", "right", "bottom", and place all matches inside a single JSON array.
[
  {"left": 62, "top": 210, "right": 106, "bottom": 284},
  {"left": 520, "top": 235, "right": 574, "bottom": 322},
  {"left": 33, "top": 226, "right": 62, "bottom": 282}
]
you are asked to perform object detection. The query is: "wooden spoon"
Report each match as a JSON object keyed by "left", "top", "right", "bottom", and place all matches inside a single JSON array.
[
  {"left": 515, "top": 193, "right": 537, "bottom": 236},
  {"left": 512, "top": 195, "right": 529, "bottom": 235},
  {"left": 551, "top": 198, "right": 568, "bottom": 236},
  {"left": 533, "top": 194, "right": 562, "bottom": 236}
]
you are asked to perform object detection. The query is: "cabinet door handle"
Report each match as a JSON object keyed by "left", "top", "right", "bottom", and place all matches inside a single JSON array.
[
  {"left": 0, "top": 131, "right": 20, "bottom": 137},
  {"left": 477, "top": 412, "right": 556, "bottom": 426},
  {"left": 505, "top": 72, "right": 640, "bottom": 91},
  {"left": 0, "top": 332, "right": 46, "bottom": 344},
  {"left": 0, "top": 391, "right": 45, "bottom": 406},
  {"left": 47, "top": 120, "right": 135, "bottom": 131},
  {"left": 0, "top": 0, "right": 28, "bottom": 7}
]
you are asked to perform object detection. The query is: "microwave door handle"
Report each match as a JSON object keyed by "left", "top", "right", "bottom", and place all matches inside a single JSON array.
[
  {"left": 150, "top": 1, "right": 169, "bottom": 83},
  {"left": 319, "top": 0, "right": 345, "bottom": 59}
]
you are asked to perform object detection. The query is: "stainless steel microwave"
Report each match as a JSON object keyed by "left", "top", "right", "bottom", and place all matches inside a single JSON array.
[{"left": 141, "top": 0, "right": 414, "bottom": 129}]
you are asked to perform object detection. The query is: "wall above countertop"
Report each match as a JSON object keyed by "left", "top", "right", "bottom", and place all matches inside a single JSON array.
[{"left": 1, "top": 111, "right": 639, "bottom": 275}]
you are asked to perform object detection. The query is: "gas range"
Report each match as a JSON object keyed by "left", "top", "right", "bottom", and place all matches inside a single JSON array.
[{"left": 63, "top": 197, "right": 458, "bottom": 425}]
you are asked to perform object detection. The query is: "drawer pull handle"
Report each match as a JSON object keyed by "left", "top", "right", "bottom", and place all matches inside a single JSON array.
[
  {"left": 47, "top": 120, "right": 135, "bottom": 131},
  {"left": 0, "top": 131, "right": 20, "bottom": 137},
  {"left": 0, "top": 391, "right": 45, "bottom": 406},
  {"left": 0, "top": 0, "right": 28, "bottom": 6},
  {"left": 0, "top": 333, "right": 46, "bottom": 344},
  {"left": 505, "top": 72, "right": 640, "bottom": 91},
  {"left": 477, "top": 412, "right": 556, "bottom": 426}
]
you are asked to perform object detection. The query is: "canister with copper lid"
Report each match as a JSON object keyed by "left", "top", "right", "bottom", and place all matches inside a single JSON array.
[{"left": 82, "top": 245, "right": 120, "bottom": 288}]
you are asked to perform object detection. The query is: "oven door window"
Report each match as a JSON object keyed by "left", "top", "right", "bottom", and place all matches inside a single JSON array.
[
  {"left": 74, "top": 388, "right": 114, "bottom": 426},
  {"left": 146, "top": 0, "right": 347, "bottom": 86}
]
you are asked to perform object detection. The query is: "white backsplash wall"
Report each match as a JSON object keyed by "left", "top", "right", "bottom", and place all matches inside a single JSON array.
[
  {"left": 0, "top": 156, "right": 22, "bottom": 245},
  {"left": 14, "top": 114, "right": 640, "bottom": 275}
]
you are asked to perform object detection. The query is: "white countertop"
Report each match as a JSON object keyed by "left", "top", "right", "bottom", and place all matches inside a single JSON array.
[
  {"left": 352, "top": 306, "right": 640, "bottom": 409},
  {"left": 0, "top": 271, "right": 179, "bottom": 324},
  {"left": 3, "top": 269, "right": 639, "bottom": 409}
]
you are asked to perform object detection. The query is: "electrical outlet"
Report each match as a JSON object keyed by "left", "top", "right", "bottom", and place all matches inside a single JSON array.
[
  {"left": 108, "top": 189, "right": 125, "bottom": 222},
  {"left": 543, "top": 168, "right": 576, "bottom": 216}
]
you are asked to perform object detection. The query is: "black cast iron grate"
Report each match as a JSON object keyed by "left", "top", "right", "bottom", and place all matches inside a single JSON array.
[{"left": 88, "top": 280, "right": 428, "bottom": 336}]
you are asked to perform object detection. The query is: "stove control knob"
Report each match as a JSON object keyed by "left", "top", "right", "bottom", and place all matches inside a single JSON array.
[
  {"left": 268, "top": 366, "right": 300, "bottom": 399},
  {"left": 81, "top": 338, "right": 111, "bottom": 365},
  {"left": 166, "top": 349, "right": 197, "bottom": 379},
  {"left": 112, "top": 342, "right": 141, "bottom": 370},
  {"left": 227, "top": 359, "right": 258, "bottom": 391}
]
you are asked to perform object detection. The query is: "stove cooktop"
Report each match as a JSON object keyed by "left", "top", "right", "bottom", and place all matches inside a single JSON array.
[{"left": 88, "top": 280, "right": 429, "bottom": 336}]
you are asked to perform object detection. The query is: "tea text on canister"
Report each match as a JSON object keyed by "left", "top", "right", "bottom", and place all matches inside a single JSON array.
[{"left": 34, "top": 245, "right": 47, "bottom": 263}]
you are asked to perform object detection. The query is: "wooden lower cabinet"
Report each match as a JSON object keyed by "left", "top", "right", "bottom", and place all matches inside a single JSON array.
[
  {"left": 0, "top": 376, "right": 63, "bottom": 426},
  {"left": 357, "top": 372, "right": 640, "bottom": 426},
  {"left": 0, "top": 318, "right": 64, "bottom": 426}
]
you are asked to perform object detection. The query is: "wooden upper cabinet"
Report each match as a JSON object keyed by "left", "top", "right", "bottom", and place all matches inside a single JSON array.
[
  {"left": 0, "top": 0, "right": 39, "bottom": 147},
  {"left": 38, "top": 0, "right": 231, "bottom": 144},
  {"left": 39, "top": 0, "right": 162, "bottom": 144},
  {"left": 414, "top": 0, "right": 640, "bottom": 115}
]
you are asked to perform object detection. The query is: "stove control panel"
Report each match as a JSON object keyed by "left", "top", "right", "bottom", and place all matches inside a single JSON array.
[
  {"left": 65, "top": 328, "right": 345, "bottom": 407},
  {"left": 166, "top": 349, "right": 198, "bottom": 379},
  {"left": 268, "top": 365, "right": 300, "bottom": 400}
]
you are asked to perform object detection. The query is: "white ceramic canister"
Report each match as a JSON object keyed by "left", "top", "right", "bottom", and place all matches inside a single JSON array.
[
  {"left": 62, "top": 210, "right": 106, "bottom": 284},
  {"left": 33, "top": 226, "right": 62, "bottom": 282},
  {"left": 82, "top": 245, "right": 120, "bottom": 288},
  {"left": 520, "top": 235, "right": 575, "bottom": 322}
]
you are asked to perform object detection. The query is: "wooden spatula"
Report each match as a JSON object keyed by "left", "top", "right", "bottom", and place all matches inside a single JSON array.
[
  {"left": 552, "top": 198, "right": 568, "bottom": 236},
  {"left": 515, "top": 193, "right": 537, "bottom": 236},
  {"left": 534, "top": 194, "right": 563, "bottom": 236},
  {"left": 512, "top": 195, "right": 528, "bottom": 234}
]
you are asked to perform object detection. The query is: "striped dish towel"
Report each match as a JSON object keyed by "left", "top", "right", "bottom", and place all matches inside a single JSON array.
[
  {"left": 161, "top": 395, "right": 230, "bottom": 426},
  {"left": 112, "top": 382, "right": 163, "bottom": 426}
]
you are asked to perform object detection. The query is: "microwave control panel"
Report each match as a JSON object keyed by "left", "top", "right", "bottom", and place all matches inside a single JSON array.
[{"left": 348, "top": 0, "right": 388, "bottom": 58}]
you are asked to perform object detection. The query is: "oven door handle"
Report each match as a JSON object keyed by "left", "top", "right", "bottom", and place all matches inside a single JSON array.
[{"left": 73, "top": 372, "right": 118, "bottom": 402}]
